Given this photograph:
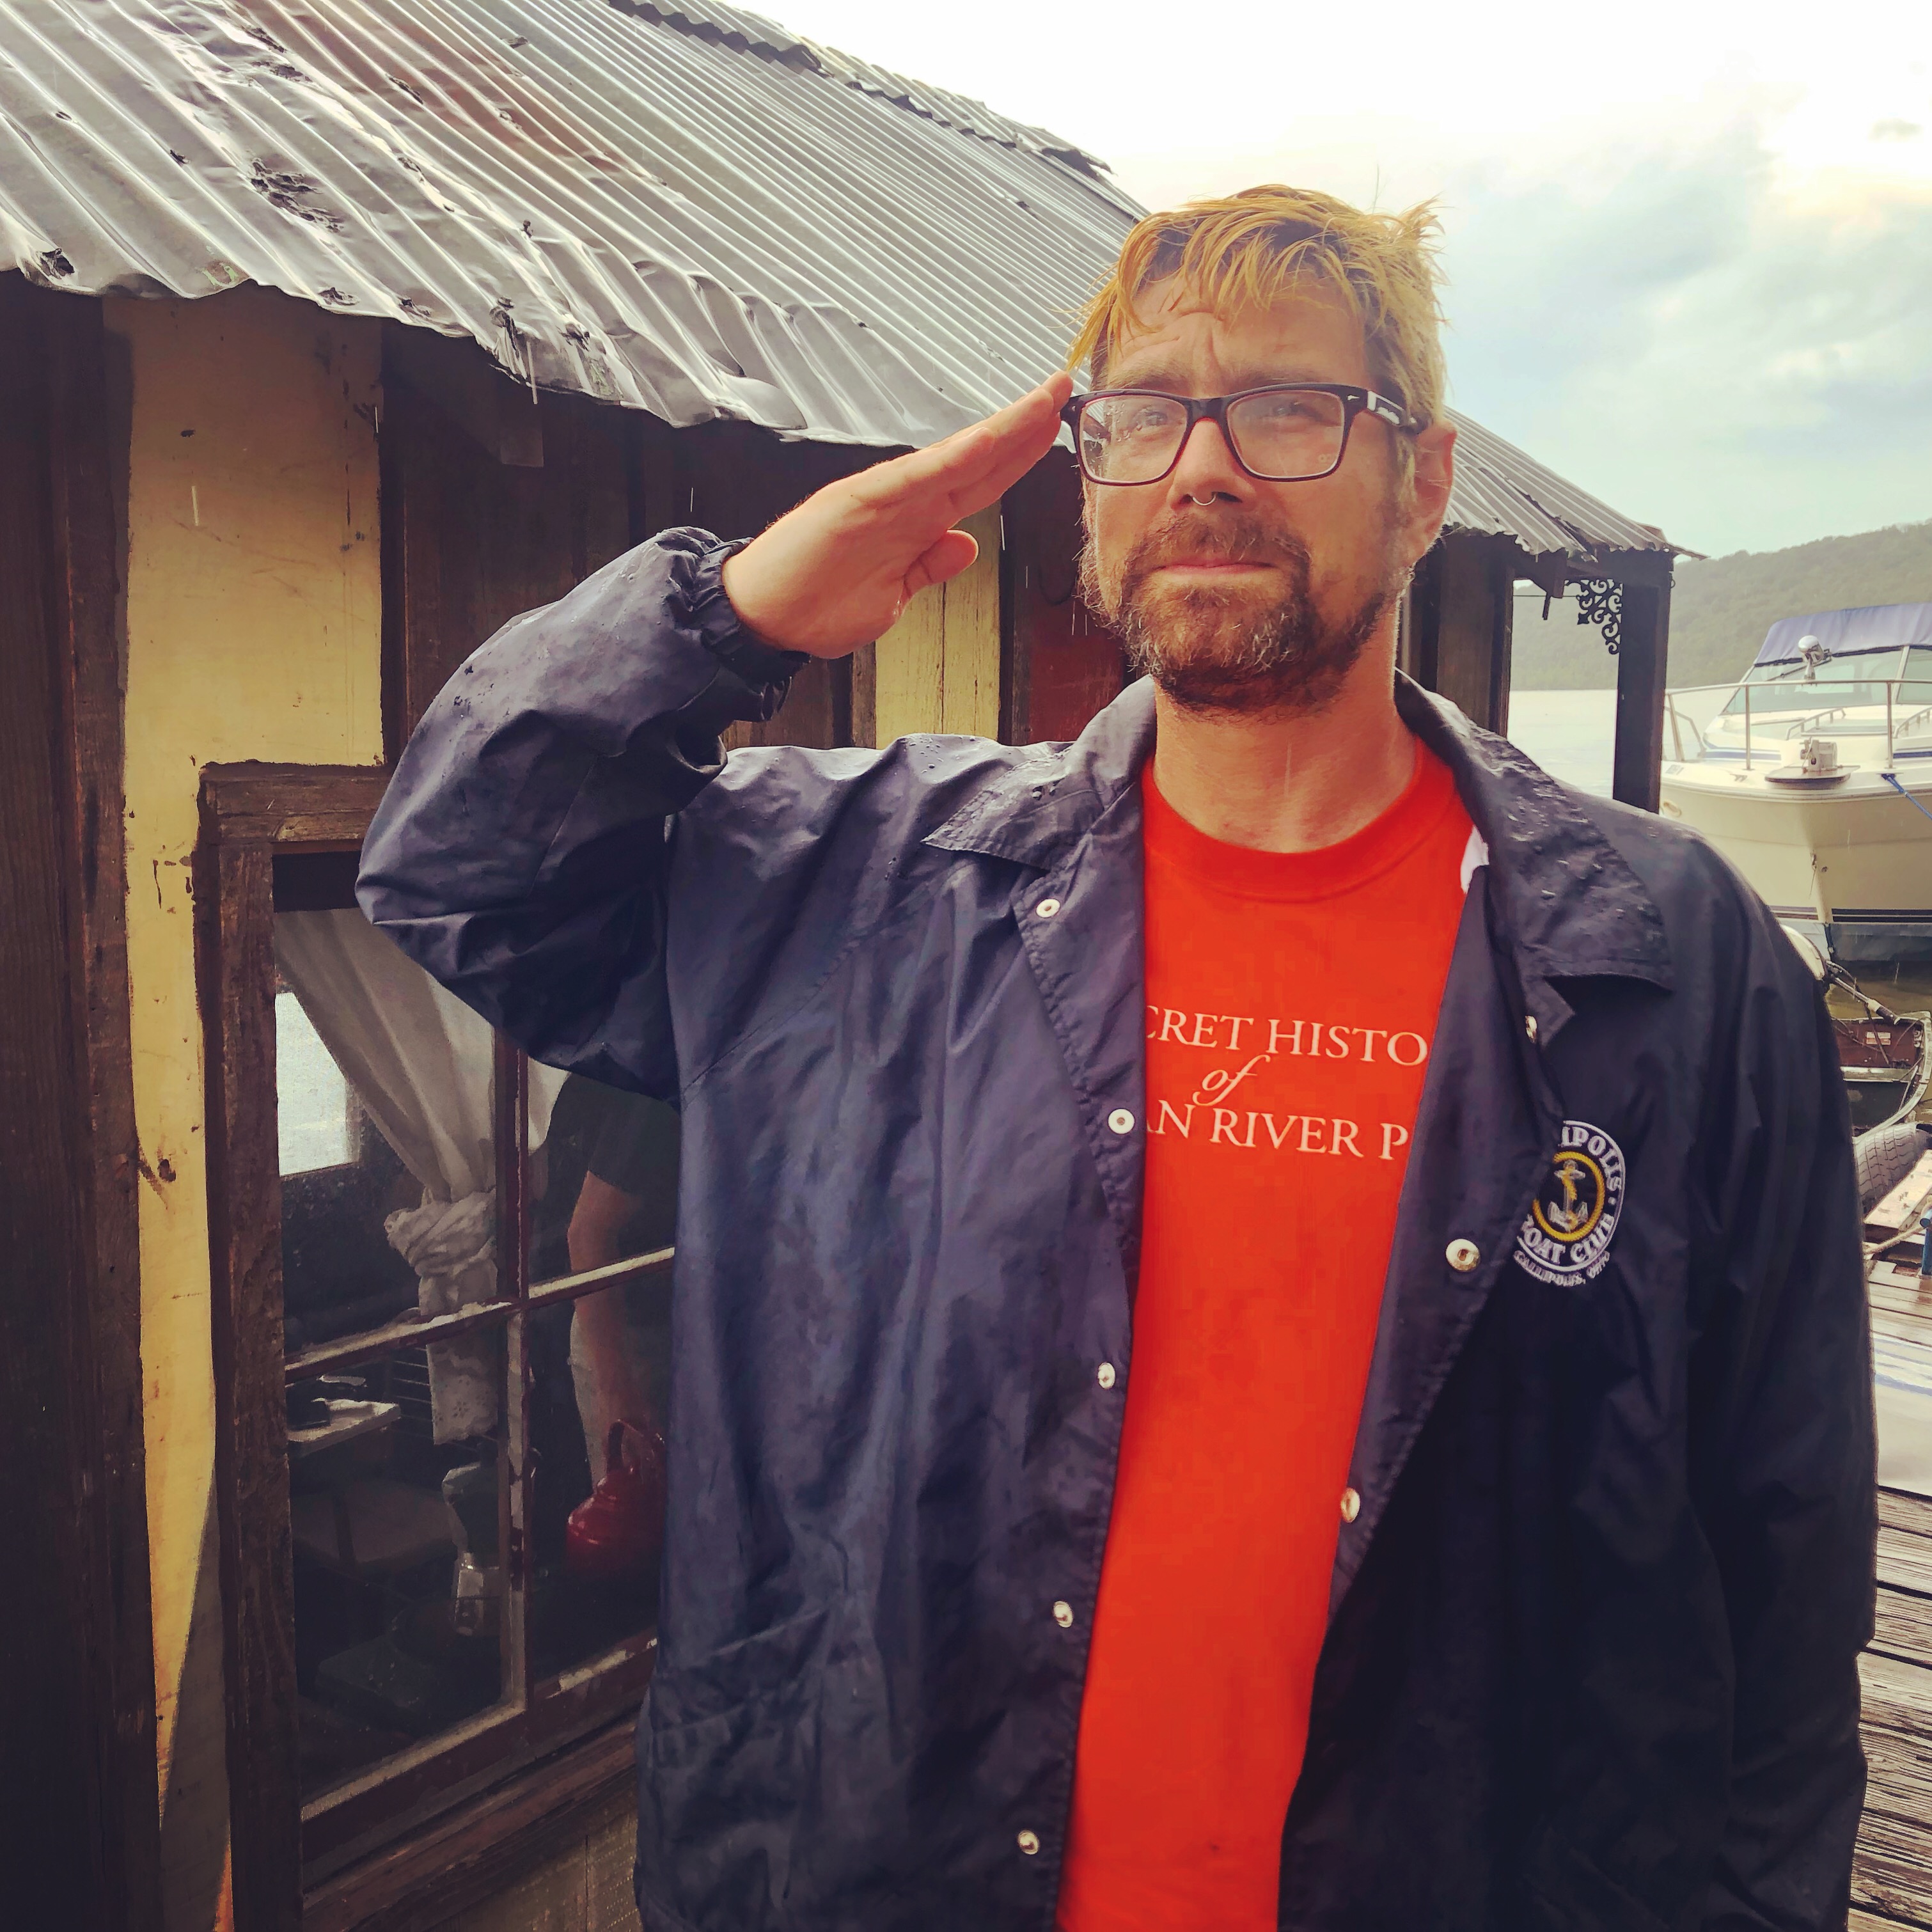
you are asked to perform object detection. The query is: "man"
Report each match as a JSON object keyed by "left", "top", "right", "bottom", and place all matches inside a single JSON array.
[
  {"left": 549, "top": 1077, "right": 680, "bottom": 1476},
  {"left": 359, "top": 186, "right": 1875, "bottom": 1931}
]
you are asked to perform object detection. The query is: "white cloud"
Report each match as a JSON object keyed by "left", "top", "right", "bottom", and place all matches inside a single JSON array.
[
  {"left": 1422, "top": 120, "right": 1932, "bottom": 551},
  {"left": 761, "top": 0, "right": 1932, "bottom": 551}
]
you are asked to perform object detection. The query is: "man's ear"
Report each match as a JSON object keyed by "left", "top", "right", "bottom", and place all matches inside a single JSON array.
[{"left": 1402, "top": 420, "right": 1456, "bottom": 567}]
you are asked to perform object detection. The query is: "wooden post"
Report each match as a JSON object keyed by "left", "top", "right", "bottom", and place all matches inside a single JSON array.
[
  {"left": 1000, "top": 449, "right": 1128, "bottom": 745},
  {"left": 1611, "top": 553, "right": 1674, "bottom": 813},
  {"left": 198, "top": 835, "right": 301, "bottom": 1932},
  {"left": 1397, "top": 542, "right": 1442, "bottom": 695},
  {"left": 1420, "top": 531, "right": 1515, "bottom": 734},
  {"left": 0, "top": 281, "right": 162, "bottom": 1927}
]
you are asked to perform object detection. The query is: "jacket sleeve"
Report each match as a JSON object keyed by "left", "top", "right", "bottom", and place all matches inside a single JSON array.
[
  {"left": 1697, "top": 899, "right": 1877, "bottom": 1931},
  {"left": 356, "top": 528, "right": 808, "bottom": 1097}
]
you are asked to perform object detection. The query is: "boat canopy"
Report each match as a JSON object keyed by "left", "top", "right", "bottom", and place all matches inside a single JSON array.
[{"left": 1751, "top": 602, "right": 1932, "bottom": 675}]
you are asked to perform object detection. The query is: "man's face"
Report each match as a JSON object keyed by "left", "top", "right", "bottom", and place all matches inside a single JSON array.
[{"left": 1078, "top": 278, "right": 1453, "bottom": 716}]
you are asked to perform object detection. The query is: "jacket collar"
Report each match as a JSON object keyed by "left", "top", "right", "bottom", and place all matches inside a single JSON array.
[{"left": 927, "top": 673, "right": 1674, "bottom": 1021}]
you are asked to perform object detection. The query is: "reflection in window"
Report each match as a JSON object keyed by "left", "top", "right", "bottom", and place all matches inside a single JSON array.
[
  {"left": 530, "top": 1075, "right": 679, "bottom": 1287},
  {"left": 529, "top": 1076, "right": 679, "bottom": 1677},
  {"left": 275, "top": 909, "right": 503, "bottom": 1402},
  {"left": 277, "top": 909, "right": 513, "bottom": 1796},
  {"left": 287, "top": 1341, "right": 506, "bottom": 1798},
  {"left": 271, "top": 902, "right": 678, "bottom": 1792},
  {"left": 530, "top": 1277, "right": 671, "bottom": 1678}
]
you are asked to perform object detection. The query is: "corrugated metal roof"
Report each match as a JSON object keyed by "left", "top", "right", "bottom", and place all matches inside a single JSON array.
[
  {"left": 0, "top": 0, "right": 1137, "bottom": 446},
  {"left": 0, "top": 0, "right": 1675, "bottom": 556},
  {"left": 1444, "top": 409, "right": 1674, "bottom": 561}
]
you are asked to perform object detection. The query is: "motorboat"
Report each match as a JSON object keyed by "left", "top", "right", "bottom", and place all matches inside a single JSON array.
[{"left": 1660, "top": 601, "right": 1932, "bottom": 961}]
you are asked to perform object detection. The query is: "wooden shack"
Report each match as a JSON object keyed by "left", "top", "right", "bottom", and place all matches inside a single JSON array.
[{"left": 2, "top": 6, "right": 1697, "bottom": 1931}]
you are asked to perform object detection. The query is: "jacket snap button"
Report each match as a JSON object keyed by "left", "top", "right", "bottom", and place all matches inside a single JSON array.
[
  {"left": 1107, "top": 1108, "right": 1135, "bottom": 1135},
  {"left": 1035, "top": 897, "right": 1061, "bottom": 918},
  {"left": 1446, "top": 1237, "right": 1481, "bottom": 1273},
  {"left": 1339, "top": 1488, "right": 1361, "bottom": 1523},
  {"left": 1524, "top": 1014, "right": 1539, "bottom": 1042},
  {"left": 1017, "top": 1829, "right": 1041, "bottom": 1856},
  {"left": 1053, "top": 1599, "right": 1074, "bottom": 1628},
  {"left": 1096, "top": 1362, "right": 1117, "bottom": 1390}
]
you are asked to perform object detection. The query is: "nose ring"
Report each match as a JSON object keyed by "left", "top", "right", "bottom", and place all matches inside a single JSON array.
[{"left": 1185, "top": 492, "right": 1215, "bottom": 507}]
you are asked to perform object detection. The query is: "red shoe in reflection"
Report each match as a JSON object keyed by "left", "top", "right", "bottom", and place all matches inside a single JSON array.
[{"left": 565, "top": 1420, "right": 667, "bottom": 1579}]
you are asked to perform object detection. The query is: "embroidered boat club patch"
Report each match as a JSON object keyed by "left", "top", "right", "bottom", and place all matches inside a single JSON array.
[{"left": 1514, "top": 1120, "right": 1626, "bottom": 1285}]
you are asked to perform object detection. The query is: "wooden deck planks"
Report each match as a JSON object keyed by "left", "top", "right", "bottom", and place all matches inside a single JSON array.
[
  {"left": 1854, "top": 1247, "right": 1932, "bottom": 1931},
  {"left": 1880, "top": 1527, "right": 1932, "bottom": 1602},
  {"left": 1874, "top": 1586, "right": 1932, "bottom": 1668},
  {"left": 1881, "top": 1491, "right": 1932, "bottom": 1541},
  {"left": 1857, "top": 1477, "right": 1932, "bottom": 1930}
]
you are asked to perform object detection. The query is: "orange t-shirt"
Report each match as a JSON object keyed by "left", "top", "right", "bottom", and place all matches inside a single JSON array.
[{"left": 1056, "top": 742, "right": 1475, "bottom": 1932}]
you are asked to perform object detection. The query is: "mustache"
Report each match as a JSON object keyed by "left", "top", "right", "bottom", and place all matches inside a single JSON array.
[
  {"left": 1118, "top": 510, "right": 1312, "bottom": 587},
  {"left": 1077, "top": 503, "right": 1394, "bottom": 718}
]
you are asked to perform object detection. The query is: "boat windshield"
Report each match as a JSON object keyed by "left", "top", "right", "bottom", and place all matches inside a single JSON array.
[
  {"left": 1716, "top": 647, "right": 1932, "bottom": 722},
  {"left": 1718, "top": 677, "right": 1932, "bottom": 718}
]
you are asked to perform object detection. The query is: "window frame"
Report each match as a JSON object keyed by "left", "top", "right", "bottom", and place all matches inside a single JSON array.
[
  {"left": 194, "top": 354, "right": 1110, "bottom": 1923},
  {"left": 197, "top": 765, "right": 672, "bottom": 1921}
]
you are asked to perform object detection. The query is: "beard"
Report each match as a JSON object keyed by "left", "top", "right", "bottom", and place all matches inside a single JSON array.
[{"left": 1078, "top": 507, "right": 1404, "bottom": 717}]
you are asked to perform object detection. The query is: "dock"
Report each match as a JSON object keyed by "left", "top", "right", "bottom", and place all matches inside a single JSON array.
[{"left": 1855, "top": 1240, "right": 1932, "bottom": 1929}]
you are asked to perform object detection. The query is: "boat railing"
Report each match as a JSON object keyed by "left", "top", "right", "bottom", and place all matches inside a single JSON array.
[
  {"left": 1664, "top": 688, "right": 1722, "bottom": 764},
  {"left": 1664, "top": 675, "right": 1932, "bottom": 774}
]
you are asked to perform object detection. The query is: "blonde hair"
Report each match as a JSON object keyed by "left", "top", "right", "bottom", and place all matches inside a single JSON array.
[{"left": 1069, "top": 185, "right": 1447, "bottom": 436}]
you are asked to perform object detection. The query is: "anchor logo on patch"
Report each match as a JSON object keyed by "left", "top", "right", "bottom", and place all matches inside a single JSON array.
[{"left": 1514, "top": 1120, "right": 1626, "bottom": 1285}]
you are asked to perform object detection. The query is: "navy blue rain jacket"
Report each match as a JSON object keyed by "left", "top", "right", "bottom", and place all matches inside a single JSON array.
[{"left": 359, "top": 529, "right": 1877, "bottom": 1932}]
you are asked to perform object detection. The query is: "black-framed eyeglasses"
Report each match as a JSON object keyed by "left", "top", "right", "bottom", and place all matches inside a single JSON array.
[{"left": 1060, "top": 384, "right": 1418, "bottom": 487}]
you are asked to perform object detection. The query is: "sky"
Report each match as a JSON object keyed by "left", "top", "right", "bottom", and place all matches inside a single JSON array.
[{"left": 766, "top": 0, "right": 1932, "bottom": 558}]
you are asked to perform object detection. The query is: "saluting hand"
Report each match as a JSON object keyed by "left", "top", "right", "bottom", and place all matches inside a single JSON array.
[{"left": 721, "top": 373, "right": 1074, "bottom": 659}]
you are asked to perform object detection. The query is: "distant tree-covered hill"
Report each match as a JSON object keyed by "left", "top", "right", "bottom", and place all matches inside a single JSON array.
[{"left": 1510, "top": 519, "right": 1932, "bottom": 691}]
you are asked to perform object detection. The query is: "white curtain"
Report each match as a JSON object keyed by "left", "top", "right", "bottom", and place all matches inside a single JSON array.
[{"left": 275, "top": 909, "right": 565, "bottom": 1441}]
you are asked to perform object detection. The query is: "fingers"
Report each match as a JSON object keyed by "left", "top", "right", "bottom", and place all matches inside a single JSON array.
[
  {"left": 957, "top": 375, "right": 1072, "bottom": 477},
  {"left": 854, "top": 410, "right": 1056, "bottom": 532},
  {"left": 954, "top": 404, "right": 1071, "bottom": 514},
  {"left": 723, "top": 372, "right": 1070, "bottom": 656},
  {"left": 903, "top": 528, "right": 980, "bottom": 598},
  {"left": 882, "top": 375, "right": 1073, "bottom": 505}
]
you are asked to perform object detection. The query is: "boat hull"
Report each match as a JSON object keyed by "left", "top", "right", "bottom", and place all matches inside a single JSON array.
[{"left": 1659, "top": 760, "right": 1932, "bottom": 957}]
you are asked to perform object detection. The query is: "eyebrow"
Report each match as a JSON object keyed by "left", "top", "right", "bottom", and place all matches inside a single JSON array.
[{"left": 1098, "top": 361, "right": 1339, "bottom": 393}]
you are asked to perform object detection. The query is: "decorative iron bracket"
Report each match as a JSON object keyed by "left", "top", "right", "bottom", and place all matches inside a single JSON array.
[{"left": 1571, "top": 576, "right": 1623, "bottom": 657}]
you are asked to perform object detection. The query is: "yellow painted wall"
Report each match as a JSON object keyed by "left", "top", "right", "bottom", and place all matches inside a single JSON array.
[
  {"left": 107, "top": 287, "right": 987, "bottom": 1931},
  {"left": 109, "top": 286, "right": 384, "bottom": 1930},
  {"left": 873, "top": 504, "right": 1003, "bottom": 742}
]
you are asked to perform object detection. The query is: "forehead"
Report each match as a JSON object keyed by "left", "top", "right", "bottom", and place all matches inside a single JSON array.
[{"left": 1104, "top": 274, "right": 1370, "bottom": 388}]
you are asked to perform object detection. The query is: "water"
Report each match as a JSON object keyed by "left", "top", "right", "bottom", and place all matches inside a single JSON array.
[{"left": 1503, "top": 688, "right": 1619, "bottom": 799}]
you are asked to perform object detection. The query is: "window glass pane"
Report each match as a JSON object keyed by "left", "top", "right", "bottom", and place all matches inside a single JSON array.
[
  {"left": 276, "top": 909, "right": 501, "bottom": 1362},
  {"left": 288, "top": 1337, "right": 510, "bottom": 1799},
  {"left": 523, "top": 1069, "right": 677, "bottom": 1681},
  {"left": 527, "top": 1276, "right": 671, "bottom": 1681},
  {"left": 528, "top": 1073, "right": 679, "bottom": 1286},
  {"left": 278, "top": 991, "right": 351, "bottom": 1174}
]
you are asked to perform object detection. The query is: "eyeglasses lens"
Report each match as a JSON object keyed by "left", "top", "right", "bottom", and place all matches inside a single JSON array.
[
  {"left": 1225, "top": 389, "right": 1346, "bottom": 480},
  {"left": 1078, "top": 394, "right": 1188, "bottom": 485},
  {"left": 1077, "top": 390, "right": 1349, "bottom": 483}
]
